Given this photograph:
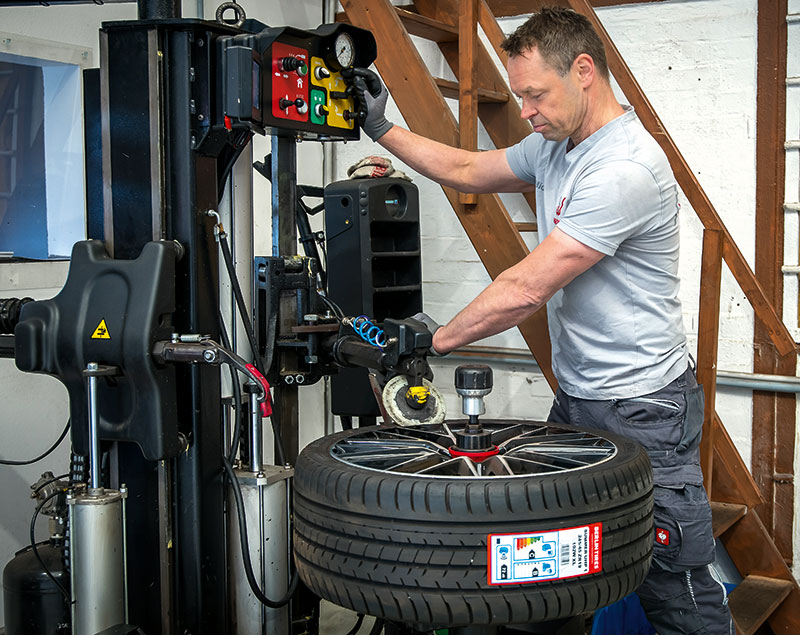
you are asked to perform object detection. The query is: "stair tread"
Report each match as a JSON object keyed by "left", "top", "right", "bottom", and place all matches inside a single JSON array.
[
  {"left": 338, "top": 6, "right": 459, "bottom": 42},
  {"left": 433, "top": 77, "right": 509, "bottom": 103},
  {"left": 710, "top": 501, "right": 747, "bottom": 537},
  {"left": 395, "top": 7, "right": 458, "bottom": 42},
  {"left": 729, "top": 575, "right": 794, "bottom": 635}
]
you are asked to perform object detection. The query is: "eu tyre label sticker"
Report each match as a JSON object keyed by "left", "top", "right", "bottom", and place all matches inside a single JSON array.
[{"left": 488, "top": 523, "right": 602, "bottom": 585}]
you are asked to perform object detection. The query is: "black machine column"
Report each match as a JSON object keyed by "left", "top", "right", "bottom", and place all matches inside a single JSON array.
[
  {"left": 100, "top": 19, "right": 234, "bottom": 634},
  {"left": 137, "top": 0, "right": 180, "bottom": 20}
]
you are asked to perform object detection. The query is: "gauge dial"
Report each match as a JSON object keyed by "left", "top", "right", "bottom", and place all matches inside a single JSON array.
[{"left": 334, "top": 32, "right": 355, "bottom": 68}]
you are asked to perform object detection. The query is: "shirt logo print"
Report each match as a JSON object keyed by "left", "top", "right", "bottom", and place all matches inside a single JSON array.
[{"left": 554, "top": 197, "right": 566, "bottom": 225}]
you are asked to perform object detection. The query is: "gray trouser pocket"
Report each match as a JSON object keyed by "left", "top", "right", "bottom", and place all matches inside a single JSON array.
[
  {"left": 613, "top": 372, "right": 706, "bottom": 482},
  {"left": 677, "top": 384, "right": 704, "bottom": 452},
  {"left": 652, "top": 484, "right": 715, "bottom": 571}
]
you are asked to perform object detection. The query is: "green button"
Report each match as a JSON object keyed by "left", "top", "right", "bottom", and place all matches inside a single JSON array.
[{"left": 310, "top": 89, "right": 327, "bottom": 126}]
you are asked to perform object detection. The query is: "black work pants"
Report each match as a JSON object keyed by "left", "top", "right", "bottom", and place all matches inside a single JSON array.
[{"left": 548, "top": 366, "right": 734, "bottom": 635}]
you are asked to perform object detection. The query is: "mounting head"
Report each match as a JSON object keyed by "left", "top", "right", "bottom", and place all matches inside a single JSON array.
[{"left": 454, "top": 364, "right": 493, "bottom": 417}]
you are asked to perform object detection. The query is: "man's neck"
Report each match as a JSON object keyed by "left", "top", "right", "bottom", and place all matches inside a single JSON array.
[{"left": 570, "top": 88, "right": 625, "bottom": 146}]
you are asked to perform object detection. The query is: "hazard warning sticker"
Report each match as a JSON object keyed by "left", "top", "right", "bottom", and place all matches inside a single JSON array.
[
  {"left": 487, "top": 523, "right": 602, "bottom": 585},
  {"left": 91, "top": 319, "right": 111, "bottom": 340}
]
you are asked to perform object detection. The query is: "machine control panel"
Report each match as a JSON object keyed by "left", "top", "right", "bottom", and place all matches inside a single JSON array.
[{"left": 220, "top": 23, "right": 375, "bottom": 141}]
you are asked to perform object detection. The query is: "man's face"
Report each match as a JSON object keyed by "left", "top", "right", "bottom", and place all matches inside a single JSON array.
[{"left": 508, "top": 47, "right": 586, "bottom": 143}]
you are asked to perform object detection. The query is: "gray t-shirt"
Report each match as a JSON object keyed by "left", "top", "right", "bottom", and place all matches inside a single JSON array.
[{"left": 506, "top": 106, "right": 687, "bottom": 399}]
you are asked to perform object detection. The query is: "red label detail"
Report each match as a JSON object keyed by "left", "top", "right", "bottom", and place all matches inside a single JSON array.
[
  {"left": 590, "top": 522, "right": 602, "bottom": 573},
  {"left": 656, "top": 527, "right": 670, "bottom": 546},
  {"left": 555, "top": 196, "right": 566, "bottom": 217}
]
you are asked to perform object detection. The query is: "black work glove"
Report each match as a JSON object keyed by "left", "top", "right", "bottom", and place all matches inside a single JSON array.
[
  {"left": 342, "top": 67, "right": 394, "bottom": 142},
  {"left": 410, "top": 312, "right": 446, "bottom": 357}
]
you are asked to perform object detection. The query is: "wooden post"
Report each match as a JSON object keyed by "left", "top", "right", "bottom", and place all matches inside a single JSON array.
[
  {"left": 752, "top": 0, "right": 795, "bottom": 561},
  {"left": 697, "top": 229, "right": 723, "bottom": 496},
  {"left": 459, "top": 0, "right": 478, "bottom": 205}
]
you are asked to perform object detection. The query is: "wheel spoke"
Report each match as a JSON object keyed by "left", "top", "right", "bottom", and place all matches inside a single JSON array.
[
  {"left": 506, "top": 451, "right": 586, "bottom": 470},
  {"left": 481, "top": 455, "right": 514, "bottom": 476},
  {"left": 377, "top": 428, "right": 455, "bottom": 450},
  {"left": 487, "top": 423, "right": 529, "bottom": 445},
  {"left": 499, "top": 455, "right": 568, "bottom": 474},
  {"left": 417, "top": 456, "right": 480, "bottom": 476}
]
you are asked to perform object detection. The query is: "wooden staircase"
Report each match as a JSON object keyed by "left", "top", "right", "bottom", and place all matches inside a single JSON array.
[{"left": 339, "top": 1, "right": 800, "bottom": 633}]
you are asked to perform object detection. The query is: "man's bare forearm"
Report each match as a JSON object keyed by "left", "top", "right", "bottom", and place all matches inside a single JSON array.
[
  {"left": 377, "top": 126, "right": 531, "bottom": 194},
  {"left": 378, "top": 126, "right": 477, "bottom": 190},
  {"left": 431, "top": 229, "right": 606, "bottom": 354},
  {"left": 432, "top": 272, "right": 545, "bottom": 353}
]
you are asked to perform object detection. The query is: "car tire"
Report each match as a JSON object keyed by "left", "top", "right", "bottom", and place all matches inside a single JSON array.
[{"left": 293, "top": 420, "right": 653, "bottom": 629}]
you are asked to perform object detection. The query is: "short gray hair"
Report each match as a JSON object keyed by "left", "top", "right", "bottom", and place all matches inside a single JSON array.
[{"left": 501, "top": 7, "right": 610, "bottom": 80}]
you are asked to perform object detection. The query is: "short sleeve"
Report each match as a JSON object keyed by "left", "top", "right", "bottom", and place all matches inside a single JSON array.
[
  {"left": 505, "top": 134, "right": 543, "bottom": 183},
  {"left": 556, "top": 160, "right": 662, "bottom": 256}
]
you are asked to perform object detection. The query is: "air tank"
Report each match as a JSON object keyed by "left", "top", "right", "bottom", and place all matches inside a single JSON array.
[{"left": 3, "top": 541, "right": 70, "bottom": 635}]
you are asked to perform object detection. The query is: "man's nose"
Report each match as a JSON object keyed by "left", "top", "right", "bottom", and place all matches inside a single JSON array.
[{"left": 521, "top": 103, "right": 538, "bottom": 120}]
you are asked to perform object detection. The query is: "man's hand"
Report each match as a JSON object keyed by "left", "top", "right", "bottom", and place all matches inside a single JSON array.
[
  {"left": 343, "top": 68, "right": 394, "bottom": 142},
  {"left": 410, "top": 312, "right": 446, "bottom": 356}
]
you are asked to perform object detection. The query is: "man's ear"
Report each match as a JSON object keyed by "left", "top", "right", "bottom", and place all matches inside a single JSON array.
[{"left": 573, "top": 53, "right": 595, "bottom": 86}]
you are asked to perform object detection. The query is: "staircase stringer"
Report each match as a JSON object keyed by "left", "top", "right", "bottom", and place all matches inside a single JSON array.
[{"left": 340, "top": 0, "right": 556, "bottom": 389}]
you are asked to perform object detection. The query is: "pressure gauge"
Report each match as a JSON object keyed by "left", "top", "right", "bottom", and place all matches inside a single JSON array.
[{"left": 334, "top": 32, "right": 355, "bottom": 68}]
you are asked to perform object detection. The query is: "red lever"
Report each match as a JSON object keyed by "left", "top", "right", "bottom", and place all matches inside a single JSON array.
[{"left": 246, "top": 363, "right": 272, "bottom": 417}]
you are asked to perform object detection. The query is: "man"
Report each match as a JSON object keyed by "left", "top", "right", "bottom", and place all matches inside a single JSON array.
[{"left": 347, "top": 6, "right": 733, "bottom": 635}]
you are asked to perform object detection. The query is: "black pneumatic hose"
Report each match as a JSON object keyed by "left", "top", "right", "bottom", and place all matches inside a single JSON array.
[
  {"left": 222, "top": 455, "right": 299, "bottom": 607},
  {"left": 218, "top": 232, "right": 262, "bottom": 372},
  {"left": 30, "top": 488, "right": 71, "bottom": 603},
  {"left": 219, "top": 311, "right": 245, "bottom": 463},
  {"left": 0, "top": 297, "right": 33, "bottom": 334},
  {"left": 0, "top": 420, "right": 70, "bottom": 465}
]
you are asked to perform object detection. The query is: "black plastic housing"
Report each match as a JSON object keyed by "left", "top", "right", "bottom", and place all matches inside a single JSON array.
[
  {"left": 14, "top": 240, "right": 179, "bottom": 460},
  {"left": 325, "top": 178, "right": 423, "bottom": 416}
]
